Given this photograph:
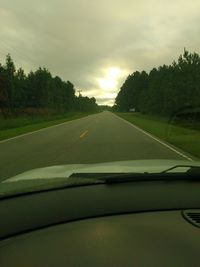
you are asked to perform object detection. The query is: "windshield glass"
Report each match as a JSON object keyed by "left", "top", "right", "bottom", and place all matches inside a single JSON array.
[{"left": 0, "top": 0, "right": 200, "bottom": 195}]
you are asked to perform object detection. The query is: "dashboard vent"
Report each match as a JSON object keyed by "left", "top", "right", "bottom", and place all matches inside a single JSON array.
[{"left": 182, "top": 210, "right": 200, "bottom": 228}]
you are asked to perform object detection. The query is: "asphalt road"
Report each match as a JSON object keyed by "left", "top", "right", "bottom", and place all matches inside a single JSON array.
[{"left": 0, "top": 111, "right": 191, "bottom": 181}]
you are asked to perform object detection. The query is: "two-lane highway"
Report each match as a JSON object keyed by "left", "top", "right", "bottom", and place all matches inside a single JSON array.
[{"left": 0, "top": 112, "right": 191, "bottom": 181}]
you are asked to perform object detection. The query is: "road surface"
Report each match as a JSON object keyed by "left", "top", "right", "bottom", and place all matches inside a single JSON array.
[{"left": 0, "top": 111, "right": 191, "bottom": 181}]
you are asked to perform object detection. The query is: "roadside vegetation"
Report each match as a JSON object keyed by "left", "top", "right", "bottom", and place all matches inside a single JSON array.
[
  {"left": 114, "top": 49, "right": 200, "bottom": 159},
  {"left": 0, "top": 112, "right": 94, "bottom": 141},
  {"left": 114, "top": 49, "right": 200, "bottom": 116},
  {"left": 0, "top": 54, "right": 98, "bottom": 117},
  {"left": 116, "top": 112, "right": 200, "bottom": 159},
  {"left": 0, "top": 54, "right": 100, "bottom": 140}
]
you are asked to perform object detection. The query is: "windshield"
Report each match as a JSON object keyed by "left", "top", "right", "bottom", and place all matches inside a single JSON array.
[{"left": 0, "top": 0, "right": 200, "bottom": 196}]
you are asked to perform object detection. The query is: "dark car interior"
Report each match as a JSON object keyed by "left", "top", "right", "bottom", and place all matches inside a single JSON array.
[{"left": 0, "top": 177, "right": 200, "bottom": 266}]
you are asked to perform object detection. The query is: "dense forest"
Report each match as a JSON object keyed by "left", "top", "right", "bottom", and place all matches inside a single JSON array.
[
  {"left": 0, "top": 54, "right": 98, "bottom": 117},
  {"left": 115, "top": 49, "right": 200, "bottom": 117}
]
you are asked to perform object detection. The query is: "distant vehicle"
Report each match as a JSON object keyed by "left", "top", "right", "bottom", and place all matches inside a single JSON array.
[{"left": 129, "top": 108, "right": 136, "bottom": 112}]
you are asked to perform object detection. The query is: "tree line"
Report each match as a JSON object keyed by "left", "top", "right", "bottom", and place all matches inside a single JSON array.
[
  {"left": 115, "top": 49, "right": 200, "bottom": 117},
  {"left": 0, "top": 54, "right": 98, "bottom": 117}
]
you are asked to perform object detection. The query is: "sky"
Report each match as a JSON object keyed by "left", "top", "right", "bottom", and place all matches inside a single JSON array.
[{"left": 1, "top": 0, "right": 200, "bottom": 106}]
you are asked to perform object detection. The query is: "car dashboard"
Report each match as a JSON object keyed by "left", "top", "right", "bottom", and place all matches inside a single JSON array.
[{"left": 0, "top": 179, "right": 200, "bottom": 266}]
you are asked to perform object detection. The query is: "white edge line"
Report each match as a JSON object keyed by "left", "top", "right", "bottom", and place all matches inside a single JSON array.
[
  {"left": 114, "top": 114, "right": 193, "bottom": 161},
  {"left": 0, "top": 115, "right": 91, "bottom": 144}
]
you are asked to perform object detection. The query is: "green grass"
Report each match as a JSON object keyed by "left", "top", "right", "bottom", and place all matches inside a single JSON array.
[
  {"left": 0, "top": 112, "right": 93, "bottom": 141},
  {"left": 116, "top": 112, "right": 200, "bottom": 159}
]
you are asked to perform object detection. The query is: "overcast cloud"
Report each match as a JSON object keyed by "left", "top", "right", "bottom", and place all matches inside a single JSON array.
[{"left": 1, "top": 0, "right": 200, "bottom": 105}]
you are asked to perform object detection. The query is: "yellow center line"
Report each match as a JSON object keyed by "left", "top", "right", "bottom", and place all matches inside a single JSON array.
[{"left": 80, "top": 130, "right": 89, "bottom": 138}]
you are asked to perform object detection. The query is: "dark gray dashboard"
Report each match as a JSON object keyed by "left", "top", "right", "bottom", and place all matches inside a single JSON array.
[
  {"left": 1, "top": 180, "right": 200, "bottom": 239},
  {"left": 0, "top": 211, "right": 200, "bottom": 267},
  {"left": 0, "top": 179, "right": 200, "bottom": 266}
]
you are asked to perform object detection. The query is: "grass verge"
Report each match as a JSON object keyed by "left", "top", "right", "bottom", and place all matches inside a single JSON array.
[
  {"left": 0, "top": 112, "right": 93, "bottom": 141},
  {"left": 116, "top": 112, "right": 200, "bottom": 159}
]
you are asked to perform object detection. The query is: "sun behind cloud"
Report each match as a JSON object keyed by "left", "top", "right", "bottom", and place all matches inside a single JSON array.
[
  {"left": 98, "top": 67, "right": 126, "bottom": 90},
  {"left": 94, "top": 66, "right": 129, "bottom": 105}
]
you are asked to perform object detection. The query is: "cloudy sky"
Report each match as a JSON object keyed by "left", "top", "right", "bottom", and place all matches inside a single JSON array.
[{"left": 1, "top": 0, "right": 200, "bottom": 105}]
